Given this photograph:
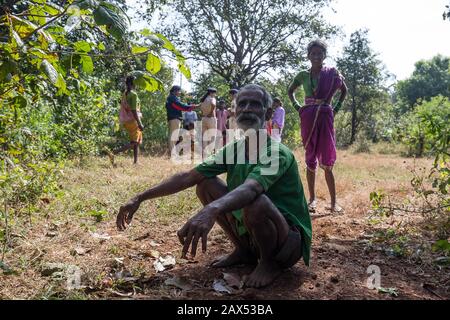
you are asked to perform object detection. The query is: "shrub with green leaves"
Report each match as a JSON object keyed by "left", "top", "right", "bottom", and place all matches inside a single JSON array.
[
  {"left": 397, "top": 96, "right": 449, "bottom": 158},
  {"left": 1, "top": 0, "right": 190, "bottom": 213}
]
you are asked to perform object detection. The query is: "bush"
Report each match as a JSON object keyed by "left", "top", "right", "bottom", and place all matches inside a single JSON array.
[
  {"left": 353, "top": 133, "right": 371, "bottom": 154},
  {"left": 397, "top": 96, "right": 450, "bottom": 157}
]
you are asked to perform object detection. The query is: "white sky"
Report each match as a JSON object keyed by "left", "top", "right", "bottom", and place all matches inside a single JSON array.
[
  {"left": 128, "top": 0, "right": 450, "bottom": 88},
  {"left": 324, "top": 0, "right": 450, "bottom": 81}
]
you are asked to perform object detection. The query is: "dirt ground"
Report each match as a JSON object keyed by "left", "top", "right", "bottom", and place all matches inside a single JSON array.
[{"left": 0, "top": 149, "right": 449, "bottom": 300}]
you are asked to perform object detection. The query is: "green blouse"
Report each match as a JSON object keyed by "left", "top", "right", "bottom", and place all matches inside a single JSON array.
[{"left": 291, "top": 70, "right": 318, "bottom": 97}]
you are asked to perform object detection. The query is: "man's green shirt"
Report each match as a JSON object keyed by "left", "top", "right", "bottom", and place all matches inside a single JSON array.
[{"left": 195, "top": 138, "right": 312, "bottom": 266}]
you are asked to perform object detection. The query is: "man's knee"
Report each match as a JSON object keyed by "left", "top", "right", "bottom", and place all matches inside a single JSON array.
[
  {"left": 195, "top": 177, "right": 227, "bottom": 200},
  {"left": 195, "top": 179, "right": 209, "bottom": 198}
]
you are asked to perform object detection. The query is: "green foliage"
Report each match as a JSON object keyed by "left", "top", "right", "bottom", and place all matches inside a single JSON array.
[
  {"left": 337, "top": 29, "right": 390, "bottom": 145},
  {"left": 395, "top": 55, "right": 450, "bottom": 113},
  {"left": 0, "top": 0, "right": 188, "bottom": 215},
  {"left": 158, "top": 0, "right": 336, "bottom": 88},
  {"left": 92, "top": 1, "right": 130, "bottom": 40},
  {"left": 87, "top": 209, "right": 108, "bottom": 222},
  {"left": 370, "top": 97, "right": 449, "bottom": 254},
  {"left": 432, "top": 239, "right": 450, "bottom": 255},
  {"left": 397, "top": 96, "right": 450, "bottom": 158},
  {"left": 370, "top": 191, "right": 387, "bottom": 216}
]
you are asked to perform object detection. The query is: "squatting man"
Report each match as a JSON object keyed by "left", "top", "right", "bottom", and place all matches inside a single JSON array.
[{"left": 117, "top": 84, "right": 312, "bottom": 288}]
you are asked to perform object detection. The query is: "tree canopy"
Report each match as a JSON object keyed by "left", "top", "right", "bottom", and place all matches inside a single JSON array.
[
  {"left": 395, "top": 55, "right": 450, "bottom": 112},
  {"left": 155, "top": 0, "right": 337, "bottom": 88},
  {"left": 336, "top": 29, "right": 389, "bottom": 145}
]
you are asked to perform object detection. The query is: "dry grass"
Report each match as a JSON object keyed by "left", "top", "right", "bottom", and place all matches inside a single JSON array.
[{"left": 0, "top": 148, "right": 447, "bottom": 300}]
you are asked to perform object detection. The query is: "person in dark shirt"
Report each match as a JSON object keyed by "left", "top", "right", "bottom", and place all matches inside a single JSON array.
[{"left": 166, "top": 85, "right": 198, "bottom": 155}]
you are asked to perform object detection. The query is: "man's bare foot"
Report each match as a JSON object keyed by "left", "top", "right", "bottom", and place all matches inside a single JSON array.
[
  {"left": 244, "top": 260, "right": 281, "bottom": 288},
  {"left": 308, "top": 200, "right": 317, "bottom": 213},
  {"left": 211, "top": 249, "right": 256, "bottom": 268}
]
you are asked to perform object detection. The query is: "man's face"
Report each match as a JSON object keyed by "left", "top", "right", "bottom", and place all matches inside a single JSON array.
[
  {"left": 175, "top": 90, "right": 181, "bottom": 97},
  {"left": 236, "top": 88, "right": 266, "bottom": 131}
]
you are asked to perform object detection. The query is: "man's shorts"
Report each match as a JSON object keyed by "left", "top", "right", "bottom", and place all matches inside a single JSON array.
[
  {"left": 247, "top": 224, "right": 303, "bottom": 269},
  {"left": 274, "top": 225, "right": 303, "bottom": 269}
]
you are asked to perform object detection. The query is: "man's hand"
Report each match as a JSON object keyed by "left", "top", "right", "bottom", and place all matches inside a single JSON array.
[
  {"left": 177, "top": 206, "right": 218, "bottom": 258},
  {"left": 117, "top": 197, "right": 141, "bottom": 231}
]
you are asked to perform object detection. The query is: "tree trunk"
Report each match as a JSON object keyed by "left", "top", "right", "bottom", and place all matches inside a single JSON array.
[
  {"left": 417, "top": 134, "right": 425, "bottom": 157},
  {"left": 350, "top": 96, "right": 357, "bottom": 145}
]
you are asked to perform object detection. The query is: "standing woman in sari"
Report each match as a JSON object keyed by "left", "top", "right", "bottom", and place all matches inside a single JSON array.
[{"left": 288, "top": 40, "right": 347, "bottom": 213}]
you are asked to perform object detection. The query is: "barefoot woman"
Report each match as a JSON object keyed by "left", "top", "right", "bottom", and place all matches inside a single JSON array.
[{"left": 288, "top": 40, "right": 347, "bottom": 213}]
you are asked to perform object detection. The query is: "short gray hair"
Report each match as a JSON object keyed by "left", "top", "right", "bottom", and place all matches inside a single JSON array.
[{"left": 237, "top": 84, "right": 273, "bottom": 110}]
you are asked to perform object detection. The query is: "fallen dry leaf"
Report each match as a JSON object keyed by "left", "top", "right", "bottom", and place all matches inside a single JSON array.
[
  {"left": 70, "top": 247, "right": 91, "bottom": 256},
  {"left": 150, "top": 240, "right": 161, "bottom": 247},
  {"left": 153, "top": 260, "right": 165, "bottom": 272},
  {"left": 212, "top": 279, "right": 232, "bottom": 294},
  {"left": 160, "top": 254, "right": 176, "bottom": 267},
  {"left": 150, "top": 250, "right": 160, "bottom": 259},
  {"left": 223, "top": 272, "right": 242, "bottom": 289}
]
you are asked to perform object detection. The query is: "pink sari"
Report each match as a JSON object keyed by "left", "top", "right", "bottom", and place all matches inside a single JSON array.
[{"left": 299, "top": 67, "right": 343, "bottom": 171}]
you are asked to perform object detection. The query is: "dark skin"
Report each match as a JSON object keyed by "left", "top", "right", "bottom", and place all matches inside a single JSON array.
[
  {"left": 287, "top": 45, "right": 348, "bottom": 212},
  {"left": 117, "top": 87, "right": 292, "bottom": 288}
]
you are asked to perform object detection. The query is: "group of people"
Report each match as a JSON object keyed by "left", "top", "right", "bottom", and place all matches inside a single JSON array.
[
  {"left": 167, "top": 87, "right": 287, "bottom": 159},
  {"left": 114, "top": 78, "right": 288, "bottom": 163},
  {"left": 115, "top": 39, "right": 347, "bottom": 288}
]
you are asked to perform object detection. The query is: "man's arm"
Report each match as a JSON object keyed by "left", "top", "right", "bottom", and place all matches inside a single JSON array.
[
  {"left": 116, "top": 169, "right": 206, "bottom": 230},
  {"left": 177, "top": 179, "right": 264, "bottom": 257},
  {"left": 208, "top": 179, "right": 264, "bottom": 214}
]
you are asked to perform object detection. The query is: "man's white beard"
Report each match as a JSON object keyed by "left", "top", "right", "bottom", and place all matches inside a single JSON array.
[{"left": 237, "top": 115, "right": 264, "bottom": 133}]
